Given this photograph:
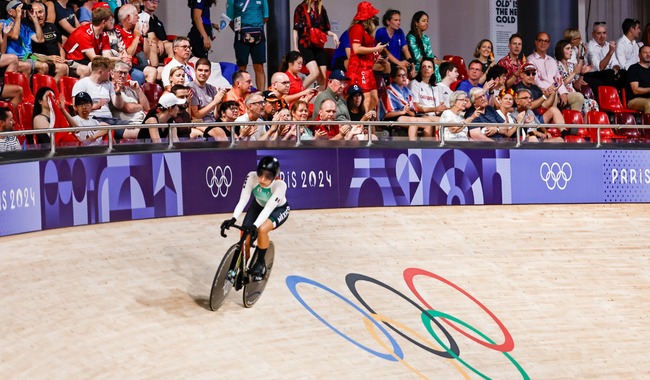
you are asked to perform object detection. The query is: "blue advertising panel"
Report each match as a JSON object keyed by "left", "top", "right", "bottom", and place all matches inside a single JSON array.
[
  {"left": 338, "top": 148, "right": 511, "bottom": 207},
  {"left": 510, "top": 150, "right": 602, "bottom": 203},
  {"left": 0, "top": 162, "right": 41, "bottom": 235},
  {"left": 180, "top": 150, "right": 255, "bottom": 215},
  {"left": 602, "top": 150, "right": 650, "bottom": 202}
]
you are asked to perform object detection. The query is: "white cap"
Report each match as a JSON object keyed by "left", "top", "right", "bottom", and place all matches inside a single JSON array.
[{"left": 158, "top": 93, "right": 186, "bottom": 108}]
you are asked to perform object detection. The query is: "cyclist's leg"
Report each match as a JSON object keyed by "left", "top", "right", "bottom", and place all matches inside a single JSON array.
[
  {"left": 250, "top": 203, "right": 289, "bottom": 278},
  {"left": 242, "top": 201, "right": 264, "bottom": 259}
]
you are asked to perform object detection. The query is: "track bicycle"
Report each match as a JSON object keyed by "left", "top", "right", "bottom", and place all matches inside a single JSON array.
[{"left": 209, "top": 224, "right": 275, "bottom": 311}]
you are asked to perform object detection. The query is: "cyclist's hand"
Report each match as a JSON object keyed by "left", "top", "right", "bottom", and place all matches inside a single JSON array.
[
  {"left": 243, "top": 224, "right": 258, "bottom": 242},
  {"left": 220, "top": 217, "right": 237, "bottom": 236}
]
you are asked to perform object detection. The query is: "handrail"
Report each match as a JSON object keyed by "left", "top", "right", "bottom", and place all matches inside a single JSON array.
[{"left": 1, "top": 119, "right": 648, "bottom": 154}]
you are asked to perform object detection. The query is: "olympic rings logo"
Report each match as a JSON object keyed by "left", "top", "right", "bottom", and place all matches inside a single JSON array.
[
  {"left": 205, "top": 165, "right": 233, "bottom": 198},
  {"left": 539, "top": 162, "right": 572, "bottom": 190},
  {"left": 286, "top": 269, "right": 529, "bottom": 379}
]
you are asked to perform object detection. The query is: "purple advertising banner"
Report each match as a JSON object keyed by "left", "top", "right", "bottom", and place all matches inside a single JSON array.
[
  {"left": 181, "top": 150, "right": 255, "bottom": 216},
  {"left": 510, "top": 150, "right": 602, "bottom": 203},
  {"left": 0, "top": 162, "right": 41, "bottom": 235},
  {"left": 602, "top": 150, "right": 650, "bottom": 202},
  {"left": 338, "top": 148, "right": 511, "bottom": 207},
  {"left": 40, "top": 153, "right": 183, "bottom": 230}
]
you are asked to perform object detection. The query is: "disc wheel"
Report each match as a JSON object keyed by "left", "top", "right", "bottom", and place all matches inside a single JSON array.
[
  {"left": 209, "top": 244, "right": 240, "bottom": 311},
  {"left": 243, "top": 242, "right": 275, "bottom": 308}
]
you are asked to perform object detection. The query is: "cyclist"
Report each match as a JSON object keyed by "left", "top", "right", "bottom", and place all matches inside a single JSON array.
[{"left": 220, "top": 156, "right": 289, "bottom": 280}]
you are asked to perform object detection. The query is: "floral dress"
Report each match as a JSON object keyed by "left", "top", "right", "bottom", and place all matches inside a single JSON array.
[{"left": 557, "top": 61, "right": 599, "bottom": 114}]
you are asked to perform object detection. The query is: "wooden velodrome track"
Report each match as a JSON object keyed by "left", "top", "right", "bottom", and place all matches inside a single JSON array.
[{"left": 1, "top": 204, "right": 649, "bottom": 379}]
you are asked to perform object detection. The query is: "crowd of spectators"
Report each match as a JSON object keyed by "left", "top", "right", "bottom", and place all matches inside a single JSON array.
[{"left": 1, "top": 0, "right": 650, "bottom": 151}]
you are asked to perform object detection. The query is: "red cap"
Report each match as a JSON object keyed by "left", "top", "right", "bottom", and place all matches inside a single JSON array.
[
  {"left": 353, "top": 1, "right": 379, "bottom": 21},
  {"left": 92, "top": 2, "right": 110, "bottom": 10}
]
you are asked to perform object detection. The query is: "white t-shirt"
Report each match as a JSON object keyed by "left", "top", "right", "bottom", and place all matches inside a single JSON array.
[
  {"left": 434, "top": 82, "right": 452, "bottom": 107},
  {"left": 112, "top": 86, "right": 146, "bottom": 124},
  {"left": 408, "top": 79, "right": 438, "bottom": 116},
  {"left": 72, "top": 77, "right": 115, "bottom": 119},
  {"left": 439, "top": 109, "right": 468, "bottom": 141},
  {"left": 235, "top": 113, "right": 264, "bottom": 140},
  {"left": 73, "top": 115, "right": 103, "bottom": 144},
  {"left": 161, "top": 58, "right": 195, "bottom": 87}
]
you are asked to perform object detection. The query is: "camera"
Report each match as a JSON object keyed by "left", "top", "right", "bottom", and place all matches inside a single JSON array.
[{"left": 22, "top": 3, "right": 32, "bottom": 11}]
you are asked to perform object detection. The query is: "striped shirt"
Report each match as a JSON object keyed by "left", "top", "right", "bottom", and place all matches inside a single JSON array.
[{"left": 0, "top": 136, "right": 21, "bottom": 152}]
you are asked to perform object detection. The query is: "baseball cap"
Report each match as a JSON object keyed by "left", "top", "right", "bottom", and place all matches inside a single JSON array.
[
  {"left": 521, "top": 63, "right": 537, "bottom": 72},
  {"left": 347, "top": 84, "right": 363, "bottom": 96},
  {"left": 262, "top": 90, "right": 278, "bottom": 102},
  {"left": 6, "top": 0, "right": 22, "bottom": 12},
  {"left": 74, "top": 92, "right": 93, "bottom": 106},
  {"left": 92, "top": 2, "right": 110, "bottom": 10},
  {"left": 329, "top": 70, "right": 351, "bottom": 81},
  {"left": 158, "top": 93, "right": 186, "bottom": 108}
]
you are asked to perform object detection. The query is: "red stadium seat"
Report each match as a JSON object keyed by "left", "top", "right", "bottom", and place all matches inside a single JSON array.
[
  {"left": 586, "top": 110, "right": 626, "bottom": 143},
  {"left": 4, "top": 71, "right": 34, "bottom": 102},
  {"left": 32, "top": 74, "right": 60, "bottom": 99},
  {"left": 563, "top": 135, "right": 587, "bottom": 143},
  {"left": 142, "top": 82, "right": 163, "bottom": 106},
  {"left": 443, "top": 55, "right": 468, "bottom": 81},
  {"left": 614, "top": 113, "right": 640, "bottom": 141},
  {"left": 59, "top": 76, "right": 78, "bottom": 109},
  {"left": 579, "top": 84, "right": 595, "bottom": 100},
  {"left": 598, "top": 86, "right": 640, "bottom": 116},
  {"left": 562, "top": 109, "right": 589, "bottom": 139}
]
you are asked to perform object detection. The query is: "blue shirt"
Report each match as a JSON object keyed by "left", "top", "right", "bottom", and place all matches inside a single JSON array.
[
  {"left": 0, "top": 19, "right": 35, "bottom": 59},
  {"left": 190, "top": 0, "right": 213, "bottom": 25},
  {"left": 331, "top": 30, "right": 349, "bottom": 66},
  {"left": 375, "top": 27, "right": 407, "bottom": 60},
  {"left": 226, "top": 0, "right": 269, "bottom": 28}
]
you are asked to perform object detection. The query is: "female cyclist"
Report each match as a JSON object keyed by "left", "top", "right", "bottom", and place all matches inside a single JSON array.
[{"left": 220, "top": 156, "right": 289, "bottom": 280}]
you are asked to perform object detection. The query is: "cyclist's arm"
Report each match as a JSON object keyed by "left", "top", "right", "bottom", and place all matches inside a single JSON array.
[
  {"left": 232, "top": 171, "right": 257, "bottom": 219},
  {"left": 253, "top": 180, "right": 287, "bottom": 227}
]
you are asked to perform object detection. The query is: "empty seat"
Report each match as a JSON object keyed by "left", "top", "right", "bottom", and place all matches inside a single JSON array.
[
  {"left": 598, "top": 86, "right": 640, "bottom": 115},
  {"left": 59, "top": 76, "right": 79, "bottom": 109},
  {"left": 142, "top": 82, "right": 163, "bottom": 105},
  {"left": 4, "top": 72, "right": 34, "bottom": 102},
  {"left": 32, "top": 74, "right": 60, "bottom": 99}
]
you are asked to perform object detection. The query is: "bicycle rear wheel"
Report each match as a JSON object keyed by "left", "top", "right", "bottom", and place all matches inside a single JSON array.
[
  {"left": 243, "top": 242, "right": 275, "bottom": 308},
  {"left": 209, "top": 244, "right": 240, "bottom": 311}
]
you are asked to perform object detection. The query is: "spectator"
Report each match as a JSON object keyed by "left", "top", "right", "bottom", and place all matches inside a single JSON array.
[
  {"left": 189, "top": 58, "right": 227, "bottom": 125},
  {"left": 292, "top": 0, "right": 338, "bottom": 90},
  {"left": 585, "top": 21, "right": 622, "bottom": 94},
  {"left": 439, "top": 90, "right": 475, "bottom": 141},
  {"left": 485, "top": 64, "right": 508, "bottom": 105},
  {"left": 169, "top": 84, "right": 192, "bottom": 138},
  {"left": 312, "top": 98, "right": 347, "bottom": 140},
  {"left": 562, "top": 28, "right": 587, "bottom": 65},
  {"left": 627, "top": 45, "right": 650, "bottom": 114},
  {"left": 62, "top": 91, "right": 109, "bottom": 144},
  {"left": 111, "top": 60, "right": 149, "bottom": 124},
  {"left": 0, "top": 18, "right": 19, "bottom": 74},
  {"left": 555, "top": 39, "right": 599, "bottom": 115},
  {"left": 346, "top": 84, "right": 376, "bottom": 122},
  {"left": 513, "top": 88, "right": 563, "bottom": 142},
  {"left": 330, "top": 29, "right": 349, "bottom": 71},
  {"left": 409, "top": 57, "right": 443, "bottom": 120},
  {"left": 224, "top": 70, "right": 252, "bottom": 115},
  {"left": 312, "top": 69, "right": 350, "bottom": 121},
  {"left": 72, "top": 56, "right": 125, "bottom": 125},
  {"left": 27, "top": 1, "right": 71, "bottom": 81},
  {"left": 268, "top": 72, "right": 291, "bottom": 110},
  {"left": 234, "top": 92, "right": 264, "bottom": 141},
  {"left": 498, "top": 33, "right": 524, "bottom": 89},
  {"left": 202, "top": 100, "right": 238, "bottom": 141},
  {"left": 456, "top": 60, "right": 497, "bottom": 97},
  {"left": 141, "top": 0, "right": 172, "bottom": 65},
  {"left": 347, "top": 1, "right": 382, "bottom": 114},
  {"left": 433, "top": 61, "right": 458, "bottom": 108},
  {"left": 32, "top": 86, "right": 57, "bottom": 145},
  {"left": 261, "top": 90, "right": 279, "bottom": 121},
  {"left": 642, "top": 23, "right": 650, "bottom": 48},
  {"left": 513, "top": 62, "right": 566, "bottom": 126},
  {"left": 375, "top": 9, "right": 414, "bottom": 75},
  {"left": 63, "top": 6, "right": 113, "bottom": 74},
  {"left": 1, "top": 1, "right": 46, "bottom": 77},
  {"left": 464, "top": 87, "right": 506, "bottom": 141},
  {"left": 493, "top": 87, "right": 522, "bottom": 139},
  {"left": 77, "top": 0, "right": 95, "bottom": 25},
  {"left": 280, "top": 50, "right": 318, "bottom": 105},
  {"left": 473, "top": 39, "right": 495, "bottom": 77},
  {"left": 616, "top": 18, "right": 641, "bottom": 70},
  {"left": 406, "top": 10, "right": 439, "bottom": 81},
  {"left": 138, "top": 92, "right": 184, "bottom": 143},
  {"left": 527, "top": 32, "right": 584, "bottom": 112},
  {"left": 283, "top": 100, "right": 312, "bottom": 140},
  {"left": 161, "top": 36, "right": 195, "bottom": 87},
  {"left": 115, "top": 4, "right": 156, "bottom": 84},
  {"left": 164, "top": 66, "right": 186, "bottom": 93},
  {"left": 54, "top": 0, "right": 80, "bottom": 41},
  {"left": 380, "top": 66, "right": 434, "bottom": 140},
  {"left": 188, "top": 0, "right": 217, "bottom": 59},
  {"left": 262, "top": 107, "right": 291, "bottom": 141},
  {"left": 227, "top": 0, "right": 268, "bottom": 90},
  {"left": 0, "top": 106, "right": 20, "bottom": 152}
]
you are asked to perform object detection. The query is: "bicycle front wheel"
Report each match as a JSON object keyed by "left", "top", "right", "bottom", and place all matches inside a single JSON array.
[
  {"left": 243, "top": 241, "right": 275, "bottom": 308},
  {"left": 209, "top": 244, "right": 240, "bottom": 311}
]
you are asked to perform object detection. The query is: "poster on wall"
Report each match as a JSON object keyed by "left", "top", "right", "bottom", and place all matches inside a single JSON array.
[{"left": 489, "top": 0, "right": 518, "bottom": 59}]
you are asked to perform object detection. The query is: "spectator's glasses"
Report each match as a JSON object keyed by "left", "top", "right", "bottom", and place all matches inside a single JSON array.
[
  {"left": 175, "top": 44, "right": 191, "bottom": 50},
  {"left": 146, "top": 0, "right": 160, "bottom": 3},
  {"left": 524, "top": 71, "right": 537, "bottom": 76},
  {"left": 227, "top": 106, "right": 239, "bottom": 112},
  {"left": 517, "top": 95, "right": 532, "bottom": 100},
  {"left": 251, "top": 100, "right": 266, "bottom": 106},
  {"left": 536, "top": 38, "right": 550, "bottom": 43},
  {"left": 113, "top": 70, "right": 129, "bottom": 76}
]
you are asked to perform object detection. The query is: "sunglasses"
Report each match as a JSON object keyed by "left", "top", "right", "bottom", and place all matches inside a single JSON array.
[{"left": 524, "top": 71, "right": 537, "bottom": 76}]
